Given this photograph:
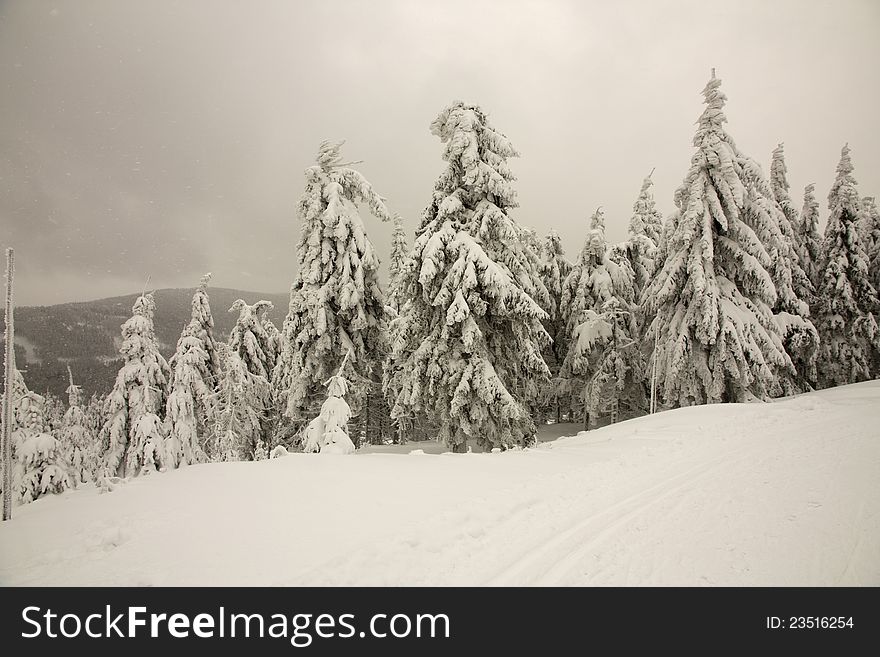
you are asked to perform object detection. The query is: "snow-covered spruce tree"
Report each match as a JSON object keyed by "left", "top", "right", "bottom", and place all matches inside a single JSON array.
[
  {"left": 387, "top": 214, "right": 410, "bottom": 315},
  {"left": 224, "top": 299, "right": 277, "bottom": 458},
  {"left": 273, "top": 140, "right": 392, "bottom": 447},
  {"left": 621, "top": 171, "right": 664, "bottom": 296},
  {"left": 643, "top": 72, "right": 793, "bottom": 407},
  {"left": 99, "top": 293, "right": 171, "bottom": 481},
  {"left": 303, "top": 351, "right": 356, "bottom": 454},
  {"left": 43, "top": 392, "right": 66, "bottom": 433},
  {"left": 796, "top": 183, "right": 824, "bottom": 291},
  {"left": 813, "top": 145, "right": 880, "bottom": 386},
  {"left": 58, "top": 367, "right": 96, "bottom": 486},
  {"left": 386, "top": 101, "right": 550, "bottom": 451},
  {"left": 211, "top": 343, "right": 261, "bottom": 461},
  {"left": 165, "top": 275, "right": 221, "bottom": 467},
  {"left": 769, "top": 144, "right": 815, "bottom": 306},
  {"left": 560, "top": 209, "right": 643, "bottom": 427},
  {"left": 858, "top": 196, "right": 880, "bottom": 293},
  {"left": 539, "top": 229, "right": 573, "bottom": 422},
  {"left": 767, "top": 144, "right": 819, "bottom": 392},
  {"left": 10, "top": 369, "right": 71, "bottom": 503}
]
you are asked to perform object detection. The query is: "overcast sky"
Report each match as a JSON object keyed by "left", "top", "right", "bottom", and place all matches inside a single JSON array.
[{"left": 1, "top": 0, "right": 878, "bottom": 306}]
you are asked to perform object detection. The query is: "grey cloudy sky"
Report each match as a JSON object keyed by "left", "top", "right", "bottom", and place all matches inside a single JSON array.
[{"left": 1, "top": 0, "right": 878, "bottom": 306}]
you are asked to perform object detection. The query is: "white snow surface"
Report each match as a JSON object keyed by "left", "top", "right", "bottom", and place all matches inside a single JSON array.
[{"left": 2, "top": 382, "right": 878, "bottom": 586}]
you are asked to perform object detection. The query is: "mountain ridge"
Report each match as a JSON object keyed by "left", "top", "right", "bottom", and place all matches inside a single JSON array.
[{"left": 1, "top": 287, "right": 290, "bottom": 399}]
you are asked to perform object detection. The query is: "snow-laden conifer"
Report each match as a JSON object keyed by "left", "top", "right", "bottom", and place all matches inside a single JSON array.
[
  {"left": 165, "top": 275, "right": 220, "bottom": 467},
  {"left": 273, "top": 141, "right": 391, "bottom": 442},
  {"left": 538, "top": 230, "right": 573, "bottom": 422},
  {"left": 58, "top": 367, "right": 95, "bottom": 485},
  {"left": 386, "top": 101, "right": 549, "bottom": 451},
  {"left": 99, "top": 293, "right": 170, "bottom": 480},
  {"left": 561, "top": 209, "right": 643, "bottom": 426},
  {"left": 212, "top": 343, "right": 260, "bottom": 461},
  {"left": 814, "top": 145, "right": 880, "bottom": 385},
  {"left": 858, "top": 196, "right": 880, "bottom": 293},
  {"left": 225, "top": 299, "right": 276, "bottom": 458},
  {"left": 643, "top": 72, "right": 793, "bottom": 406},
  {"left": 387, "top": 214, "right": 410, "bottom": 315},
  {"left": 8, "top": 369, "right": 70, "bottom": 503},
  {"left": 795, "top": 183, "right": 824, "bottom": 291},
  {"left": 767, "top": 144, "right": 819, "bottom": 391},
  {"left": 621, "top": 172, "right": 664, "bottom": 295},
  {"left": 303, "top": 351, "right": 356, "bottom": 455}
]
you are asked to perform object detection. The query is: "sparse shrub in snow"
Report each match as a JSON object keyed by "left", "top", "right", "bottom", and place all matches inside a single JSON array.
[
  {"left": 643, "top": 72, "right": 793, "bottom": 407},
  {"left": 302, "top": 353, "right": 356, "bottom": 455},
  {"left": 813, "top": 145, "right": 880, "bottom": 386},
  {"left": 386, "top": 101, "right": 549, "bottom": 452},
  {"left": 254, "top": 439, "right": 268, "bottom": 461},
  {"left": 99, "top": 293, "right": 171, "bottom": 481},
  {"left": 166, "top": 273, "right": 220, "bottom": 467},
  {"left": 273, "top": 140, "right": 392, "bottom": 448}
]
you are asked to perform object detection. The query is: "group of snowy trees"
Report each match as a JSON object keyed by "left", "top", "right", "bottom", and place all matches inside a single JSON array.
[{"left": 3, "top": 70, "right": 879, "bottom": 504}]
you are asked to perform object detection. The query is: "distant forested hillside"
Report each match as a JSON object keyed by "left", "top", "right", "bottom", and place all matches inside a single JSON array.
[{"left": 1, "top": 288, "right": 288, "bottom": 398}]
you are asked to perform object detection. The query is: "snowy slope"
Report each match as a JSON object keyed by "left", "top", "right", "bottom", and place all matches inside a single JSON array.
[{"left": 1, "top": 382, "right": 878, "bottom": 586}]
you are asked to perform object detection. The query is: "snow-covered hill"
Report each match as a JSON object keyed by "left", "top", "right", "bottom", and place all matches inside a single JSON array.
[{"left": 1, "top": 382, "right": 878, "bottom": 586}]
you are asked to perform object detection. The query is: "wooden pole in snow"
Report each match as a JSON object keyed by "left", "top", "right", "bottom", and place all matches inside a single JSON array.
[
  {"left": 649, "top": 327, "right": 659, "bottom": 415},
  {"left": 2, "top": 248, "right": 15, "bottom": 521}
]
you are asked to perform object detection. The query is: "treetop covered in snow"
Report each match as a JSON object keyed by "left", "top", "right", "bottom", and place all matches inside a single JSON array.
[
  {"left": 645, "top": 71, "right": 794, "bottom": 405},
  {"left": 387, "top": 100, "right": 550, "bottom": 450},
  {"left": 274, "top": 140, "right": 392, "bottom": 428}
]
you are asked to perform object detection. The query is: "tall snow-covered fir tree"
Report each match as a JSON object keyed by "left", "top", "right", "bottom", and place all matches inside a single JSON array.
[
  {"left": 813, "top": 145, "right": 880, "bottom": 386},
  {"left": 621, "top": 172, "right": 664, "bottom": 296},
  {"left": 99, "top": 293, "right": 171, "bottom": 480},
  {"left": 538, "top": 229, "right": 573, "bottom": 422},
  {"left": 769, "top": 144, "right": 815, "bottom": 306},
  {"left": 796, "top": 183, "right": 824, "bottom": 291},
  {"left": 767, "top": 143, "right": 819, "bottom": 391},
  {"left": 387, "top": 214, "right": 410, "bottom": 315},
  {"left": 58, "top": 367, "right": 96, "bottom": 486},
  {"left": 386, "top": 101, "right": 550, "bottom": 451},
  {"left": 225, "top": 299, "right": 277, "bottom": 458},
  {"left": 560, "top": 209, "right": 643, "bottom": 427},
  {"left": 643, "top": 72, "right": 793, "bottom": 407},
  {"left": 165, "top": 274, "right": 220, "bottom": 467},
  {"left": 858, "top": 196, "right": 880, "bottom": 293},
  {"left": 273, "top": 140, "right": 392, "bottom": 446}
]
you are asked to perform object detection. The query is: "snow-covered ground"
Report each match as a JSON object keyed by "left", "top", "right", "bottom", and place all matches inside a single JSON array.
[{"left": 1, "top": 382, "right": 878, "bottom": 586}]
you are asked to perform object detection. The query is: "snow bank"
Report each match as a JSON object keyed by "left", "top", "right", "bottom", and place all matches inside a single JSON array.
[{"left": 1, "top": 382, "right": 878, "bottom": 586}]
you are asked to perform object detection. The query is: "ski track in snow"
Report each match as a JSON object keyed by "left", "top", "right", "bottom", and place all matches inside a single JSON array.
[{"left": 1, "top": 382, "right": 879, "bottom": 586}]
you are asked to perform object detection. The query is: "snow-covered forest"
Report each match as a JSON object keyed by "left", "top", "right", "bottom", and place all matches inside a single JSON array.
[{"left": 1, "top": 72, "right": 879, "bottom": 508}]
